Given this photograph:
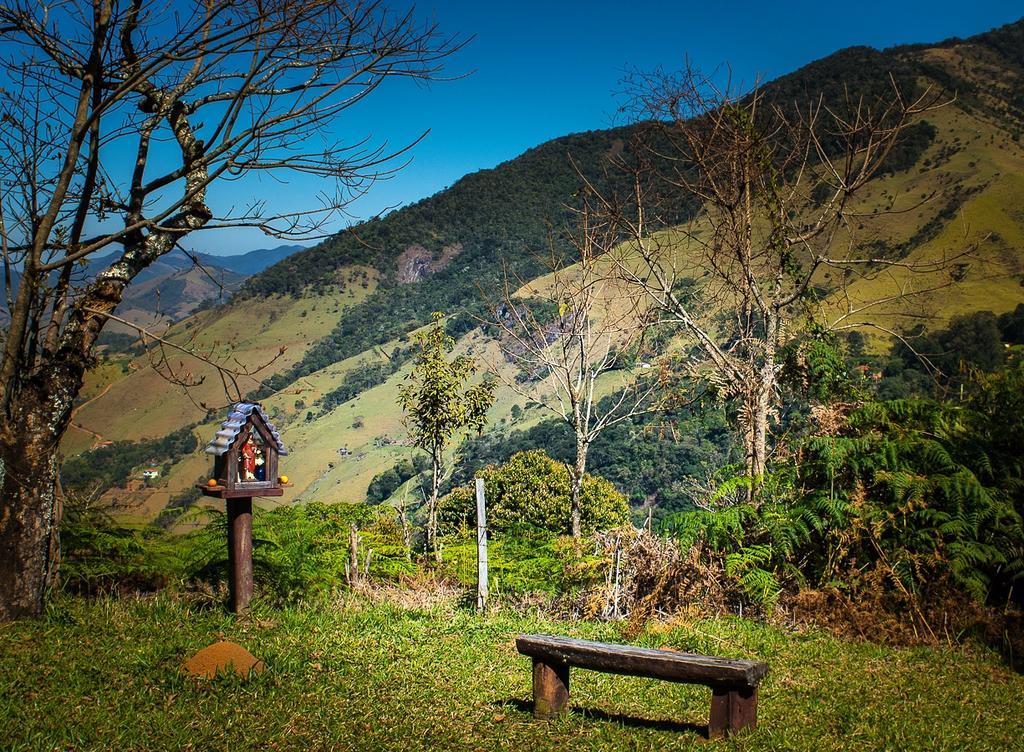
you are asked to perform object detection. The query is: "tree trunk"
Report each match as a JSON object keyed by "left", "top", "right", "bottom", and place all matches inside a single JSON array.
[
  {"left": 0, "top": 375, "right": 82, "bottom": 620},
  {"left": 0, "top": 237, "right": 200, "bottom": 620},
  {"left": 569, "top": 441, "right": 588, "bottom": 539},
  {"left": 741, "top": 373, "right": 773, "bottom": 505},
  {"left": 427, "top": 451, "right": 441, "bottom": 563},
  {"left": 748, "top": 392, "right": 769, "bottom": 491}
]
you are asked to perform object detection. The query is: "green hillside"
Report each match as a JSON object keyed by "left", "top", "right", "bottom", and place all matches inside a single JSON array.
[{"left": 65, "top": 19, "right": 1024, "bottom": 519}]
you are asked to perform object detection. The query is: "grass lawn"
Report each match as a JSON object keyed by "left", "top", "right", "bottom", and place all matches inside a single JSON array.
[{"left": 1, "top": 595, "right": 1021, "bottom": 751}]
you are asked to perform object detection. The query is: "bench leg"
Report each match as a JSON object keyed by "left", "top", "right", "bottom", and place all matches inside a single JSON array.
[
  {"left": 532, "top": 658, "right": 570, "bottom": 719},
  {"left": 709, "top": 685, "right": 757, "bottom": 738}
]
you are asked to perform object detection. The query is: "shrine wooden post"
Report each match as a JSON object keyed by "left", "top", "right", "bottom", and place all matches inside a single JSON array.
[
  {"left": 200, "top": 403, "right": 291, "bottom": 613},
  {"left": 226, "top": 497, "right": 254, "bottom": 612}
]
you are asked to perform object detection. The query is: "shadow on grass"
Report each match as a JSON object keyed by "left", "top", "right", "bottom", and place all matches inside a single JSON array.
[{"left": 496, "top": 698, "right": 708, "bottom": 738}]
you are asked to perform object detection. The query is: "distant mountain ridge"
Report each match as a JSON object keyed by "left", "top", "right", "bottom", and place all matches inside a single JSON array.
[
  {"left": 87, "top": 243, "right": 306, "bottom": 281},
  {"left": 204, "top": 244, "right": 307, "bottom": 276},
  {"left": 0, "top": 243, "right": 306, "bottom": 333},
  {"left": 83, "top": 244, "right": 305, "bottom": 334}
]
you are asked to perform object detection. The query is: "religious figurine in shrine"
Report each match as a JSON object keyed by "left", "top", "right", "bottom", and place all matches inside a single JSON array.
[
  {"left": 255, "top": 445, "right": 266, "bottom": 481},
  {"left": 240, "top": 436, "right": 259, "bottom": 481}
]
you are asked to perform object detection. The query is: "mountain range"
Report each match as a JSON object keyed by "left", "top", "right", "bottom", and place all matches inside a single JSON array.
[
  {"left": 63, "top": 18, "right": 1024, "bottom": 522},
  {"left": 93, "top": 244, "right": 306, "bottom": 335},
  {"left": 1, "top": 244, "right": 306, "bottom": 337}
]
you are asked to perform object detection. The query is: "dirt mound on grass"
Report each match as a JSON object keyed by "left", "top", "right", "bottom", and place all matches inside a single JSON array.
[{"left": 183, "top": 641, "right": 264, "bottom": 679}]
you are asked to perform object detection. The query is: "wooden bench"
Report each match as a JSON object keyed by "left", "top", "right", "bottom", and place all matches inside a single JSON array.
[{"left": 515, "top": 634, "right": 768, "bottom": 738}]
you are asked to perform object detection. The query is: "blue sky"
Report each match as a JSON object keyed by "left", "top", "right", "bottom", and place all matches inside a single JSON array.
[{"left": 200, "top": 0, "right": 1023, "bottom": 254}]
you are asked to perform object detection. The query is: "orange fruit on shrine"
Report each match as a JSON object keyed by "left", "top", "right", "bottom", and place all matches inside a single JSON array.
[
  {"left": 279, "top": 475, "right": 289, "bottom": 484},
  {"left": 207, "top": 478, "right": 218, "bottom": 487}
]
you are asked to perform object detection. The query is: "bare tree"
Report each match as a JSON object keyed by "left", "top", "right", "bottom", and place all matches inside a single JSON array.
[
  {"left": 0, "top": 0, "right": 461, "bottom": 619},
  {"left": 593, "top": 66, "right": 958, "bottom": 502},
  {"left": 488, "top": 195, "right": 662, "bottom": 538}
]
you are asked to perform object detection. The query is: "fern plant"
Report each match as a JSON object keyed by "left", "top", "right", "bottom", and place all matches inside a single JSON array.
[
  {"left": 800, "top": 389, "right": 1023, "bottom": 606},
  {"left": 182, "top": 502, "right": 416, "bottom": 604},
  {"left": 60, "top": 495, "right": 182, "bottom": 594},
  {"left": 662, "top": 363, "right": 1024, "bottom": 612},
  {"left": 662, "top": 468, "right": 816, "bottom": 610}
]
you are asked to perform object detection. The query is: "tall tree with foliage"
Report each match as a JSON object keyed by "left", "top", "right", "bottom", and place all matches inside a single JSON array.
[
  {"left": 398, "top": 312, "right": 495, "bottom": 560},
  {"left": 0, "top": 0, "right": 460, "bottom": 620}
]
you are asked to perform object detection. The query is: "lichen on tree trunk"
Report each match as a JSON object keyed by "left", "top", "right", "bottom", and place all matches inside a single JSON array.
[{"left": 0, "top": 382, "right": 79, "bottom": 620}]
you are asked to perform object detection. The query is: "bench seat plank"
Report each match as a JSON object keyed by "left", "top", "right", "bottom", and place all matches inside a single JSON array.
[{"left": 516, "top": 634, "right": 768, "bottom": 688}]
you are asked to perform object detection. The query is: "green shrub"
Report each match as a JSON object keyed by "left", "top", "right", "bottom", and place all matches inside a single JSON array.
[
  {"left": 665, "top": 365, "right": 1024, "bottom": 614},
  {"left": 439, "top": 449, "right": 629, "bottom": 536},
  {"left": 663, "top": 470, "right": 810, "bottom": 610},
  {"left": 359, "top": 514, "right": 416, "bottom": 579},
  {"left": 60, "top": 499, "right": 182, "bottom": 594},
  {"left": 183, "top": 502, "right": 414, "bottom": 603},
  {"left": 438, "top": 528, "right": 609, "bottom": 596},
  {"left": 799, "top": 391, "right": 1024, "bottom": 606}
]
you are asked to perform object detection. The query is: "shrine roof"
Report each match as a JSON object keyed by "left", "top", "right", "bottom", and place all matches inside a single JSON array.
[{"left": 204, "top": 402, "right": 288, "bottom": 457}]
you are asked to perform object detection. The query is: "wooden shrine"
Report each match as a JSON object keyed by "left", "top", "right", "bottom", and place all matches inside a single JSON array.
[{"left": 199, "top": 402, "right": 291, "bottom": 612}]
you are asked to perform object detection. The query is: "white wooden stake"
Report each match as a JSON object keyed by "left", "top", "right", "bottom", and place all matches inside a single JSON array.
[{"left": 476, "top": 477, "right": 488, "bottom": 612}]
